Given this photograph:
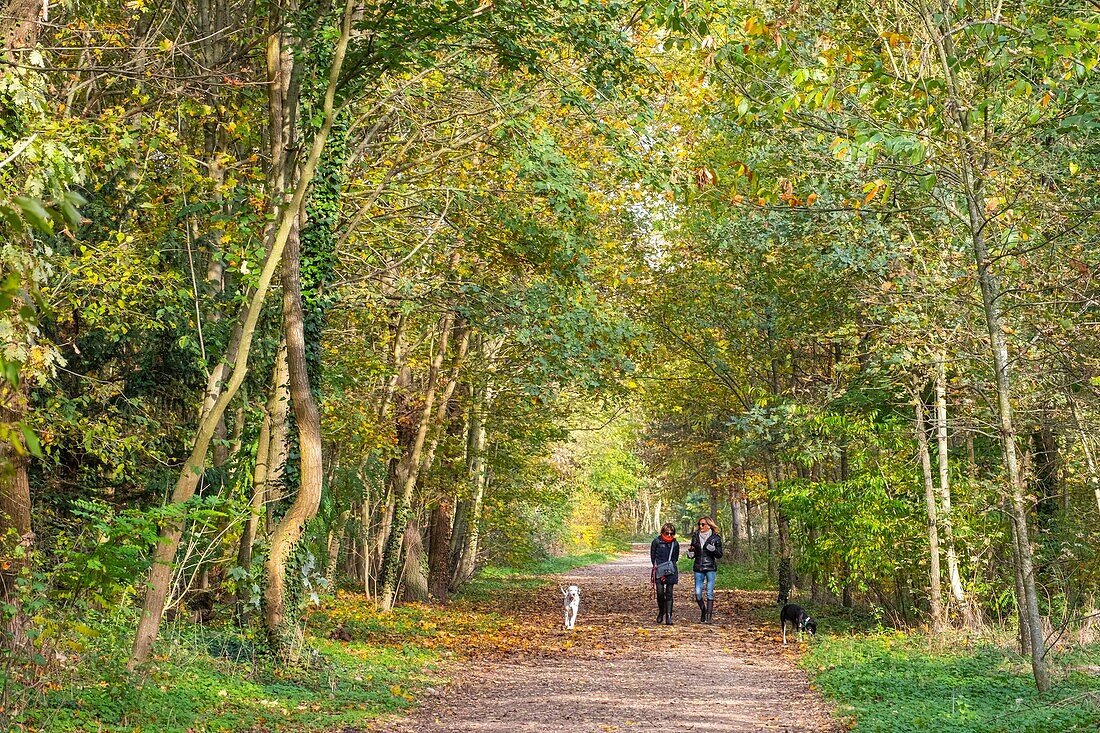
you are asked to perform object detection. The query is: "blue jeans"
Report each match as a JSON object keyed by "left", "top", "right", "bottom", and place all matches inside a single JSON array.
[{"left": 694, "top": 570, "right": 716, "bottom": 600}]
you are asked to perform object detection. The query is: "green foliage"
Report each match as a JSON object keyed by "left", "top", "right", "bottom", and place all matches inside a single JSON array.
[
  {"left": 711, "top": 558, "right": 772, "bottom": 592},
  {"left": 49, "top": 499, "right": 159, "bottom": 608},
  {"left": 8, "top": 611, "right": 435, "bottom": 732},
  {"left": 777, "top": 471, "right": 922, "bottom": 594},
  {"left": 480, "top": 456, "right": 574, "bottom": 566},
  {"left": 804, "top": 633, "right": 1100, "bottom": 732},
  {"left": 8, "top": 549, "right": 612, "bottom": 732}
]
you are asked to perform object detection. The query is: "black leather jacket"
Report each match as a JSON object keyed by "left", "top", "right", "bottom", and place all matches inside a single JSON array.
[
  {"left": 650, "top": 537, "right": 680, "bottom": 583},
  {"left": 688, "top": 531, "right": 723, "bottom": 572}
]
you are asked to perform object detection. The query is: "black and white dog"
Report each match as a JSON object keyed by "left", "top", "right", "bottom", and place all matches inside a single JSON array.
[
  {"left": 561, "top": 584, "right": 581, "bottom": 630},
  {"left": 780, "top": 603, "right": 817, "bottom": 645}
]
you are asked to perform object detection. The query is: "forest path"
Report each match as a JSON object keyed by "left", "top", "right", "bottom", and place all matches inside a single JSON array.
[{"left": 375, "top": 544, "right": 841, "bottom": 732}]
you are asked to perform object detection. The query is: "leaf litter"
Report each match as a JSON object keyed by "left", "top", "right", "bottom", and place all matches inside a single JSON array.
[{"left": 371, "top": 544, "right": 842, "bottom": 732}]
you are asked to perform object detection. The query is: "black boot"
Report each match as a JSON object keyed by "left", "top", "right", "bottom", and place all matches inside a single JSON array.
[
  {"left": 664, "top": 596, "right": 674, "bottom": 625},
  {"left": 697, "top": 596, "right": 706, "bottom": 623},
  {"left": 656, "top": 590, "right": 666, "bottom": 623},
  {"left": 705, "top": 598, "right": 714, "bottom": 624}
]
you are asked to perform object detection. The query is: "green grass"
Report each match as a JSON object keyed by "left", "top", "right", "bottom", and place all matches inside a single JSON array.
[
  {"left": 458, "top": 550, "right": 621, "bottom": 602},
  {"left": 12, "top": 614, "right": 438, "bottom": 733},
  {"left": 714, "top": 560, "right": 1100, "bottom": 733},
  {"left": 804, "top": 633, "right": 1100, "bottom": 733},
  {"left": 7, "top": 546, "right": 627, "bottom": 733},
  {"left": 673, "top": 556, "right": 772, "bottom": 591}
]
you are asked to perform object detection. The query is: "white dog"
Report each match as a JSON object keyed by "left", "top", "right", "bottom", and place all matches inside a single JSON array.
[{"left": 561, "top": 584, "right": 581, "bottom": 630}]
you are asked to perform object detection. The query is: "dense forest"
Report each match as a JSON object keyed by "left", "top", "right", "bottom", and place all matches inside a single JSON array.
[{"left": 1, "top": 0, "right": 1099, "bottom": 729}]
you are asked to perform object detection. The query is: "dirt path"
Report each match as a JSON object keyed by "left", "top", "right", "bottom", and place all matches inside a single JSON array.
[{"left": 376, "top": 545, "right": 840, "bottom": 732}]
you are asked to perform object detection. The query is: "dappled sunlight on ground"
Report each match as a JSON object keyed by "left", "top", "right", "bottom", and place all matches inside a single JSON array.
[{"left": 374, "top": 544, "right": 840, "bottom": 732}]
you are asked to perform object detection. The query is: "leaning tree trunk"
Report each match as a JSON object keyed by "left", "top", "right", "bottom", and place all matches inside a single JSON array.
[
  {"left": 973, "top": 222, "right": 1048, "bottom": 689},
  {"left": 127, "top": 1, "right": 353, "bottom": 670},
  {"left": 263, "top": 210, "right": 323, "bottom": 663},
  {"left": 914, "top": 384, "right": 946, "bottom": 634}
]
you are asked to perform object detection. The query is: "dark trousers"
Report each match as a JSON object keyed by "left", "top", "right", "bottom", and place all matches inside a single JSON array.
[{"left": 655, "top": 579, "right": 675, "bottom": 614}]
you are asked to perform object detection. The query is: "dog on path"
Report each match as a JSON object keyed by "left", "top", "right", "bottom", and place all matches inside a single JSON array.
[
  {"left": 561, "top": 584, "right": 581, "bottom": 630},
  {"left": 780, "top": 603, "right": 817, "bottom": 645}
]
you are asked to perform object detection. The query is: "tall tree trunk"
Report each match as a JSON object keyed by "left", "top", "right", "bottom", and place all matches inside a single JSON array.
[
  {"left": 1006, "top": 510, "right": 1031, "bottom": 656},
  {"left": 1, "top": 0, "right": 43, "bottom": 57},
  {"left": 263, "top": 208, "right": 323, "bottom": 662},
  {"left": 378, "top": 313, "right": 455, "bottom": 611},
  {"left": 915, "top": 384, "right": 946, "bottom": 634},
  {"left": 766, "top": 498, "right": 774, "bottom": 578},
  {"left": 0, "top": 379, "right": 32, "bottom": 651},
  {"left": 0, "top": 0, "right": 46, "bottom": 655},
  {"left": 729, "top": 488, "right": 743, "bottom": 562},
  {"left": 426, "top": 379, "right": 468, "bottom": 603},
  {"left": 235, "top": 340, "right": 289, "bottom": 620},
  {"left": 427, "top": 499, "right": 453, "bottom": 602},
  {"left": 728, "top": 473, "right": 747, "bottom": 562},
  {"left": 767, "top": 463, "right": 792, "bottom": 604},
  {"left": 368, "top": 488, "right": 394, "bottom": 598},
  {"left": 744, "top": 499, "right": 754, "bottom": 561},
  {"left": 449, "top": 336, "right": 502, "bottom": 590},
  {"left": 968, "top": 187, "right": 1049, "bottom": 690},
  {"left": 127, "top": 2, "right": 353, "bottom": 670},
  {"left": 935, "top": 354, "right": 970, "bottom": 624},
  {"left": 919, "top": 0, "right": 1049, "bottom": 690},
  {"left": 399, "top": 517, "right": 429, "bottom": 602},
  {"left": 450, "top": 380, "right": 492, "bottom": 590},
  {"left": 325, "top": 510, "right": 350, "bottom": 591},
  {"left": 416, "top": 316, "right": 470, "bottom": 602}
]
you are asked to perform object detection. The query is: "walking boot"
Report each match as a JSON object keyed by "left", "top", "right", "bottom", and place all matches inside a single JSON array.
[
  {"left": 697, "top": 596, "right": 706, "bottom": 623},
  {"left": 656, "top": 593, "right": 666, "bottom": 624},
  {"left": 705, "top": 598, "right": 714, "bottom": 624},
  {"left": 665, "top": 596, "right": 674, "bottom": 625}
]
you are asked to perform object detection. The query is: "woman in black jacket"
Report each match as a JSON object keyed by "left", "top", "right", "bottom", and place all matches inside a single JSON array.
[
  {"left": 687, "top": 515, "right": 723, "bottom": 624},
  {"left": 650, "top": 522, "right": 679, "bottom": 625}
]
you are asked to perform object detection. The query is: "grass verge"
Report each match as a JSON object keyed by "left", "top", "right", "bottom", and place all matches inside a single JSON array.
[
  {"left": 6, "top": 547, "right": 620, "bottom": 732},
  {"left": 804, "top": 631, "right": 1100, "bottom": 732},
  {"left": 673, "top": 556, "right": 772, "bottom": 591},
  {"left": 716, "top": 562, "right": 1100, "bottom": 733}
]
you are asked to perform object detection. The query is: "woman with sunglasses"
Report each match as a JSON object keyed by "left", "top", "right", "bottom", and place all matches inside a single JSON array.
[
  {"left": 650, "top": 522, "right": 679, "bottom": 624},
  {"left": 687, "top": 516, "right": 723, "bottom": 623}
]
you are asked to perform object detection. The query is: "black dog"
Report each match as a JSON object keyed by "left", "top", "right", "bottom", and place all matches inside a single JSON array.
[{"left": 780, "top": 603, "right": 817, "bottom": 645}]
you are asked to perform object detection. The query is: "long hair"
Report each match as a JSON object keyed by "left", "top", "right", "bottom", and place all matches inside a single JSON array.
[{"left": 696, "top": 516, "right": 718, "bottom": 533}]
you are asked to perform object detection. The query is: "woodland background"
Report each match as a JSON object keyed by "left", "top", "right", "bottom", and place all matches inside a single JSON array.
[{"left": 0, "top": 0, "right": 1099, "bottom": 729}]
